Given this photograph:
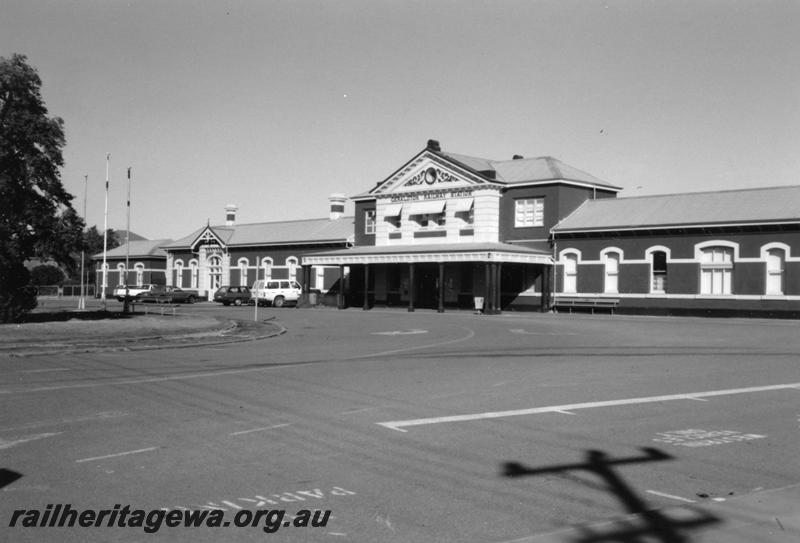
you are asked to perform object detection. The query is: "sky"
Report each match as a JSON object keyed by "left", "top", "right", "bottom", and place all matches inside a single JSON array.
[{"left": 2, "top": 0, "right": 799, "bottom": 240}]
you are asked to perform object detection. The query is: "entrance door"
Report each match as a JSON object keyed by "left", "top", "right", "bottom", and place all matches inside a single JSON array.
[
  {"left": 208, "top": 255, "right": 222, "bottom": 292},
  {"left": 415, "top": 264, "right": 438, "bottom": 309}
]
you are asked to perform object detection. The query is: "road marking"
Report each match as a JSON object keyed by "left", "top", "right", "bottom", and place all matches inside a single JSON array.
[
  {"left": 339, "top": 406, "right": 390, "bottom": 415},
  {"left": 553, "top": 410, "right": 577, "bottom": 415},
  {"left": 18, "top": 367, "right": 73, "bottom": 373},
  {"left": 0, "top": 411, "right": 127, "bottom": 432},
  {"left": 353, "top": 327, "right": 475, "bottom": 359},
  {"left": 75, "top": 446, "right": 159, "bottom": 463},
  {"left": 653, "top": 429, "right": 766, "bottom": 447},
  {"left": 510, "top": 329, "right": 580, "bottom": 336},
  {"left": 229, "top": 423, "right": 291, "bottom": 436},
  {"left": 377, "top": 382, "right": 800, "bottom": 432},
  {"left": 0, "top": 432, "right": 62, "bottom": 450},
  {"left": 646, "top": 490, "right": 697, "bottom": 503},
  {"left": 371, "top": 329, "right": 428, "bottom": 336}
]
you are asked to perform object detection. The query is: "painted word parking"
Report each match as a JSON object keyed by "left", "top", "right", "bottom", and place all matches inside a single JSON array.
[{"left": 8, "top": 504, "right": 331, "bottom": 534}]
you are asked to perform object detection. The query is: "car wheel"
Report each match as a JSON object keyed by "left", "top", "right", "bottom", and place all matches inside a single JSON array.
[
  {"left": 223, "top": 301, "right": 230, "bottom": 306},
  {"left": 187, "top": 295, "right": 195, "bottom": 304},
  {"left": 273, "top": 296, "right": 285, "bottom": 308},
  {"left": 234, "top": 298, "right": 243, "bottom": 306}
]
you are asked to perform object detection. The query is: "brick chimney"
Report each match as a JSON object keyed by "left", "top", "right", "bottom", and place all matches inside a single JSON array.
[
  {"left": 225, "top": 204, "right": 238, "bottom": 226},
  {"left": 329, "top": 193, "right": 346, "bottom": 221}
]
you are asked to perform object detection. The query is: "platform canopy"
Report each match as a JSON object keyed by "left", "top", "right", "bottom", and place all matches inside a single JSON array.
[{"left": 303, "top": 242, "right": 552, "bottom": 266}]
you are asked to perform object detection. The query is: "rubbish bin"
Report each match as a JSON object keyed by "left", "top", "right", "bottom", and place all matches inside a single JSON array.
[
  {"left": 308, "top": 292, "right": 318, "bottom": 306},
  {"left": 473, "top": 296, "right": 484, "bottom": 313}
]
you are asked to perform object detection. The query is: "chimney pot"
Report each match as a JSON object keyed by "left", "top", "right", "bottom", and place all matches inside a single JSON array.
[
  {"left": 225, "top": 204, "right": 238, "bottom": 226},
  {"left": 426, "top": 139, "right": 441, "bottom": 152},
  {"left": 513, "top": 154, "right": 524, "bottom": 160},
  {"left": 329, "top": 193, "right": 346, "bottom": 221}
]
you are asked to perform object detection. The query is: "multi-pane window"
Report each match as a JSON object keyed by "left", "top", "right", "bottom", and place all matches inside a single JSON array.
[
  {"left": 190, "top": 261, "right": 198, "bottom": 289},
  {"left": 514, "top": 198, "right": 544, "bottom": 227},
  {"left": 700, "top": 247, "right": 733, "bottom": 295},
  {"left": 364, "top": 210, "right": 376, "bottom": 235},
  {"left": 604, "top": 252, "right": 620, "bottom": 293},
  {"left": 208, "top": 256, "right": 222, "bottom": 291},
  {"left": 238, "top": 259, "right": 248, "bottom": 287},
  {"left": 287, "top": 257, "right": 298, "bottom": 281},
  {"left": 563, "top": 253, "right": 578, "bottom": 293},
  {"left": 651, "top": 251, "right": 667, "bottom": 293},
  {"left": 262, "top": 257, "right": 273, "bottom": 281},
  {"left": 117, "top": 263, "right": 126, "bottom": 285},
  {"left": 766, "top": 249, "right": 785, "bottom": 295},
  {"left": 175, "top": 261, "right": 184, "bottom": 288},
  {"left": 134, "top": 264, "right": 145, "bottom": 287}
]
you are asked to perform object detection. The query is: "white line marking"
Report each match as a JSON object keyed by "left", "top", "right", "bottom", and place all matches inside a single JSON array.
[
  {"left": 686, "top": 396, "right": 710, "bottom": 402},
  {"left": 339, "top": 406, "right": 389, "bottom": 415},
  {"left": 0, "top": 432, "right": 62, "bottom": 450},
  {"left": 377, "top": 382, "right": 800, "bottom": 431},
  {"left": 646, "top": 490, "right": 697, "bottom": 503},
  {"left": 75, "top": 447, "right": 158, "bottom": 463},
  {"left": 371, "top": 329, "right": 428, "bottom": 336},
  {"left": 353, "top": 327, "right": 475, "bottom": 359},
  {"left": 0, "top": 411, "right": 127, "bottom": 432},
  {"left": 18, "top": 367, "right": 73, "bottom": 373},
  {"left": 229, "top": 423, "right": 291, "bottom": 436},
  {"left": 553, "top": 410, "right": 577, "bottom": 415}
]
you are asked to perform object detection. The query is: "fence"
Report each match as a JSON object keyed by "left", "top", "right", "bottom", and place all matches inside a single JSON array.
[{"left": 35, "top": 285, "right": 97, "bottom": 297}]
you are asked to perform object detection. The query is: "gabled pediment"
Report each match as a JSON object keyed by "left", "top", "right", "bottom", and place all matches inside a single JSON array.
[
  {"left": 189, "top": 226, "right": 227, "bottom": 251},
  {"left": 371, "top": 150, "right": 496, "bottom": 196}
]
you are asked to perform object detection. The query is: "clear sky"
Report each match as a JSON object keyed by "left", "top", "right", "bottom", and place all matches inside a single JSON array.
[{"left": 2, "top": 0, "right": 799, "bottom": 240}]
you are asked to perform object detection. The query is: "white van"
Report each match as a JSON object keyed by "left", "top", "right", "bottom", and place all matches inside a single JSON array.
[{"left": 251, "top": 279, "right": 302, "bottom": 307}]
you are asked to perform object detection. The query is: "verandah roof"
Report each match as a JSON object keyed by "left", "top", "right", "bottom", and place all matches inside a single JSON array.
[{"left": 303, "top": 242, "right": 552, "bottom": 266}]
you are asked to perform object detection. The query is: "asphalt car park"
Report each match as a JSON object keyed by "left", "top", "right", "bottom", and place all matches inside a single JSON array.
[{"left": 1, "top": 307, "right": 798, "bottom": 542}]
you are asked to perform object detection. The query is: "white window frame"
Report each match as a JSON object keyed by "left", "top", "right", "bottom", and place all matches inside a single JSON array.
[
  {"left": 286, "top": 257, "right": 298, "bottom": 281},
  {"left": 601, "top": 249, "right": 621, "bottom": 294},
  {"left": 514, "top": 198, "right": 544, "bottom": 228},
  {"left": 134, "top": 263, "right": 145, "bottom": 287},
  {"left": 647, "top": 247, "right": 669, "bottom": 294},
  {"left": 174, "top": 260, "right": 184, "bottom": 288},
  {"left": 189, "top": 259, "right": 199, "bottom": 289},
  {"left": 765, "top": 248, "right": 785, "bottom": 295},
  {"left": 208, "top": 255, "right": 222, "bottom": 291},
  {"left": 116, "top": 263, "right": 126, "bottom": 286},
  {"left": 261, "top": 257, "right": 273, "bottom": 281},
  {"left": 238, "top": 258, "right": 249, "bottom": 287},
  {"left": 561, "top": 251, "right": 579, "bottom": 293},
  {"left": 699, "top": 246, "right": 733, "bottom": 295},
  {"left": 365, "top": 210, "right": 376, "bottom": 235}
]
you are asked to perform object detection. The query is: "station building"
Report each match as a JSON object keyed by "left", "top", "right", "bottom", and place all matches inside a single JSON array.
[
  {"left": 550, "top": 185, "right": 800, "bottom": 317},
  {"left": 159, "top": 202, "right": 353, "bottom": 299},
  {"left": 93, "top": 239, "right": 170, "bottom": 295},
  {"left": 303, "top": 140, "right": 621, "bottom": 312}
]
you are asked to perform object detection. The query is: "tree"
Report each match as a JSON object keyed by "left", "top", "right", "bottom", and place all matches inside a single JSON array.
[
  {"left": 29, "top": 264, "right": 65, "bottom": 286},
  {"left": 0, "top": 54, "right": 84, "bottom": 322}
]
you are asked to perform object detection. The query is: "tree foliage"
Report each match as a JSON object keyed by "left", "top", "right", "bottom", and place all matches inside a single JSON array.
[
  {"left": 29, "top": 264, "right": 65, "bottom": 286},
  {"left": 0, "top": 54, "right": 84, "bottom": 322}
]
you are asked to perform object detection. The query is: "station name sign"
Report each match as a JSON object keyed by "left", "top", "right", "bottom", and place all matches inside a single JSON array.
[{"left": 390, "top": 187, "right": 475, "bottom": 202}]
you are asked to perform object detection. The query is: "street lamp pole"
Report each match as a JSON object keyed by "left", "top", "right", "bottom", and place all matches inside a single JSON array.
[
  {"left": 101, "top": 153, "right": 110, "bottom": 310},
  {"left": 78, "top": 174, "right": 88, "bottom": 310}
]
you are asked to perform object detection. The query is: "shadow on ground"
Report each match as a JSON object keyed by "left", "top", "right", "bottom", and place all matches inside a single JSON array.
[{"left": 502, "top": 447, "right": 720, "bottom": 543}]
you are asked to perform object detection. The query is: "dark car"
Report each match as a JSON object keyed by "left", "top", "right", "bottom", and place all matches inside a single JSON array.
[
  {"left": 213, "top": 285, "right": 252, "bottom": 306},
  {"left": 135, "top": 285, "right": 198, "bottom": 304}
]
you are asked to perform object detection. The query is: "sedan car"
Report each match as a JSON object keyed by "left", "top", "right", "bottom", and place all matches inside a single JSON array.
[
  {"left": 135, "top": 285, "right": 198, "bottom": 304},
  {"left": 213, "top": 285, "right": 252, "bottom": 306}
]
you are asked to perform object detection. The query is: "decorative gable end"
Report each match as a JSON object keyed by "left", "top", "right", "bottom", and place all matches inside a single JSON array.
[{"left": 190, "top": 227, "right": 227, "bottom": 252}]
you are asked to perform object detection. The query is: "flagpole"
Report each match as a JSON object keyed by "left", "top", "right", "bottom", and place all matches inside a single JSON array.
[
  {"left": 78, "top": 174, "right": 88, "bottom": 310},
  {"left": 123, "top": 167, "right": 132, "bottom": 313},
  {"left": 101, "top": 153, "right": 110, "bottom": 311}
]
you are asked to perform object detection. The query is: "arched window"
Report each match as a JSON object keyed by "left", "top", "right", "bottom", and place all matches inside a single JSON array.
[
  {"left": 134, "top": 263, "right": 145, "bottom": 287},
  {"left": 238, "top": 258, "right": 249, "bottom": 287},
  {"left": 262, "top": 257, "right": 273, "bottom": 281},
  {"left": 174, "top": 260, "right": 184, "bottom": 288},
  {"left": 766, "top": 248, "right": 785, "bottom": 295},
  {"left": 562, "top": 253, "right": 578, "bottom": 293},
  {"left": 700, "top": 246, "right": 733, "bottom": 295},
  {"left": 208, "top": 256, "right": 222, "bottom": 291},
  {"left": 117, "top": 263, "right": 126, "bottom": 286},
  {"left": 603, "top": 251, "right": 620, "bottom": 294},
  {"left": 189, "top": 260, "right": 199, "bottom": 289},
  {"left": 651, "top": 251, "right": 667, "bottom": 293},
  {"left": 286, "top": 257, "right": 298, "bottom": 281}
]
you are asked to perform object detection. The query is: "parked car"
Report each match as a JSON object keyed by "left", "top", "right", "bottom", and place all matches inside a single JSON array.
[
  {"left": 213, "top": 285, "right": 252, "bottom": 306},
  {"left": 135, "top": 285, "right": 199, "bottom": 304},
  {"left": 113, "top": 283, "right": 157, "bottom": 301},
  {"left": 251, "top": 279, "right": 302, "bottom": 307}
]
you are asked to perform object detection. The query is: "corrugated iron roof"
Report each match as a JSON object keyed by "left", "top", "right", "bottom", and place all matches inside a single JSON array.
[
  {"left": 163, "top": 217, "right": 354, "bottom": 249},
  {"left": 553, "top": 185, "right": 800, "bottom": 232},
  {"left": 92, "top": 239, "right": 171, "bottom": 260},
  {"left": 306, "top": 241, "right": 550, "bottom": 257}
]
